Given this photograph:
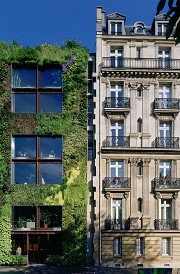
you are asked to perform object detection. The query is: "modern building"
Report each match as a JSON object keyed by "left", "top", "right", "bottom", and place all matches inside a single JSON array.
[
  {"left": 0, "top": 43, "right": 88, "bottom": 265},
  {"left": 87, "top": 6, "right": 180, "bottom": 271},
  {"left": 11, "top": 64, "right": 63, "bottom": 263}
]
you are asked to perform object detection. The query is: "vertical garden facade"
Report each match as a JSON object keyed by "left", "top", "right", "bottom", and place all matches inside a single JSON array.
[{"left": 0, "top": 41, "right": 89, "bottom": 265}]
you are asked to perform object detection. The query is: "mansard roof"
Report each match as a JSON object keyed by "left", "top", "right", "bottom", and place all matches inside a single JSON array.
[{"left": 107, "top": 12, "right": 126, "bottom": 20}]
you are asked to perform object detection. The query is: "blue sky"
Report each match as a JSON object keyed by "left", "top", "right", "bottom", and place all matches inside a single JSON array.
[{"left": 0, "top": 0, "right": 168, "bottom": 52}]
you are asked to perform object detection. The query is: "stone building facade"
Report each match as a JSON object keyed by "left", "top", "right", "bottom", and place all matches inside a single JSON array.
[{"left": 87, "top": 7, "right": 180, "bottom": 271}]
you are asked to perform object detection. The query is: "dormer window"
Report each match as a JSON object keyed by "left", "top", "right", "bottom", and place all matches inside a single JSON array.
[
  {"left": 136, "top": 27, "right": 143, "bottom": 33},
  {"left": 158, "top": 23, "right": 167, "bottom": 36},
  {"left": 110, "top": 22, "right": 122, "bottom": 35},
  {"left": 133, "top": 22, "right": 146, "bottom": 35}
]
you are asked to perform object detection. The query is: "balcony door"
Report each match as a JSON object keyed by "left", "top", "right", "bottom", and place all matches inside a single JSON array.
[
  {"left": 159, "top": 122, "right": 172, "bottom": 147},
  {"left": 111, "top": 199, "right": 122, "bottom": 221},
  {"left": 110, "top": 161, "right": 124, "bottom": 178},
  {"left": 159, "top": 199, "right": 172, "bottom": 220},
  {"left": 110, "top": 48, "right": 123, "bottom": 67},
  {"left": 110, "top": 84, "right": 124, "bottom": 108},
  {"left": 159, "top": 85, "right": 171, "bottom": 99},
  {"left": 159, "top": 161, "right": 171, "bottom": 178},
  {"left": 158, "top": 49, "right": 171, "bottom": 68},
  {"left": 111, "top": 121, "right": 124, "bottom": 146}
]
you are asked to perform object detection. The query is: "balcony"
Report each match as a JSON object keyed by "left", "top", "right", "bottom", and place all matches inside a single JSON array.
[
  {"left": 102, "top": 57, "right": 180, "bottom": 70},
  {"left": 154, "top": 219, "right": 178, "bottom": 230},
  {"left": 102, "top": 136, "right": 130, "bottom": 147},
  {"left": 153, "top": 137, "right": 179, "bottom": 148},
  {"left": 101, "top": 58, "right": 180, "bottom": 78},
  {"left": 105, "top": 219, "right": 130, "bottom": 230},
  {"left": 103, "top": 177, "right": 131, "bottom": 190},
  {"left": 154, "top": 98, "right": 180, "bottom": 116},
  {"left": 154, "top": 177, "right": 180, "bottom": 190},
  {"left": 104, "top": 97, "right": 130, "bottom": 116}
]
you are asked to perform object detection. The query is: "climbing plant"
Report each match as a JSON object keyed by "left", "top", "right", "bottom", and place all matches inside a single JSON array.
[{"left": 0, "top": 40, "right": 89, "bottom": 265}]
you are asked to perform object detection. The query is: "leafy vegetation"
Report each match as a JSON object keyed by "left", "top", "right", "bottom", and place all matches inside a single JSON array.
[
  {"left": 0, "top": 40, "right": 89, "bottom": 265},
  {"left": 156, "top": 0, "right": 180, "bottom": 44}
]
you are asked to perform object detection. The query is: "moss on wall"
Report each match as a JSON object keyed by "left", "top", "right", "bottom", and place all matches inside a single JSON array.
[{"left": 0, "top": 40, "right": 89, "bottom": 265}]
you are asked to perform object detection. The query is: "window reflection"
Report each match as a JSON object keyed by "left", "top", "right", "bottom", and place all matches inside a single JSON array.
[
  {"left": 39, "top": 69, "right": 62, "bottom": 87},
  {"left": 12, "top": 69, "right": 36, "bottom": 87},
  {"left": 40, "top": 163, "right": 62, "bottom": 184},
  {"left": 13, "top": 93, "right": 36, "bottom": 113},
  {"left": 13, "top": 136, "right": 36, "bottom": 158},
  {"left": 40, "top": 137, "right": 62, "bottom": 158},
  {"left": 40, "top": 94, "right": 62, "bottom": 113},
  {"left": 13, "top": 163, "right": 36, "bottom": 184}
]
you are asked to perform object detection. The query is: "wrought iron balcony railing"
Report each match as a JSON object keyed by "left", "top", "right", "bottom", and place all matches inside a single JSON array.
[
  {"left": 154, "top": 219, "right": 178, "bottom": 230},
  {"left": 104, "top": 97, "right": 130, "bottom": 109},
  {"left": 103, "top": 177, "right": 131, "bottom": 189},
  {"left": 154, "top": 177, "right": 180, "bottom": 189},
  {"left": 153, "top": 137, "right": 179, "bottom": 148},
  {"left": 154, "top": 98, "right": 180, "bottom": 110},
  {"left": 102, "top": 136, "right": 130, "bottom": 147},
  {"left": 105, "top": 219, "right": 130, "bottom": 230},
  {"left": 102, "top": 57, "right": 180, "bottom": 69}
]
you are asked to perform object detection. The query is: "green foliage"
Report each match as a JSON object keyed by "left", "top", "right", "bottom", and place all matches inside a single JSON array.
[
  {"left": 156, "top": 0, "right": 180, "bottom": 44},
  {"left": 8, "top": 255, "right": 27, "bottom": 265},
  {"left": 0, "top": 40, "right": 89, "bottom": 266},
  {"left": 0, "top": 204, "right": 12, "bottom": 264},
  {"left": 9, "top": 185, "right": 63, "bottom": 206}
]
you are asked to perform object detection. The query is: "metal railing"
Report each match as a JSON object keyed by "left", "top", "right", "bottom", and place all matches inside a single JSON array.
[
  {"left": 154, "top": 177, "right": 180, "bottom": 189},
  {"left": 102, "top": 57, "right": 180, "bottom": 69},
  {"left": 102, "top": 136, "right": 130, "bottom": 147},
  {"left": 153, "top": 137, "right": 179, "bottom": 148},
  {"left": 105, "top": 219, "right": 130, "bottom": 230},
  {"left": 104, "top": 97, "right": 130, "bottom": 109},
  {"left": 103, "top": 177, "right": 131, "bottom": 189},
  {"left": 154, "top": 98, "right": 180, "bottom": 110},
  {"left": 154, "top": 219, "right": 178, "bottom": 230}
]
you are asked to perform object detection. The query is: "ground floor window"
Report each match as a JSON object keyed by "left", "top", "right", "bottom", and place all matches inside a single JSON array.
[
  {"left": 113, "top": 237, "right": 122, "bottom": 256},
  {"left": 136, "top": 237, "right": 144, "bottom": 256},
  {"left": 162, "top": 238, "right": 171, "bottom": 256}
]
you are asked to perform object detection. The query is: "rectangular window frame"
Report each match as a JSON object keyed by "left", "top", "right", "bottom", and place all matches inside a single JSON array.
[
  {"left": 12, "top": 135, "right": 63, "bottom": 185},
  {"left": 136, "top": 237, "right": 144, "bottom": 256},
  {"left": 161, "top": 237, "right": 171, "bottom": 256},
  {"left": 12, "top": 65, "right": 62, "bottom": 114},
  {"left": 113, "top": 237, "right": 122, "bottom": 256}
]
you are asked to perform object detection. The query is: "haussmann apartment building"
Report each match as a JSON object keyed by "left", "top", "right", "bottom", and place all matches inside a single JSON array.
[{"left": 87, "top": 6, "right": 180, "bottom": 272}]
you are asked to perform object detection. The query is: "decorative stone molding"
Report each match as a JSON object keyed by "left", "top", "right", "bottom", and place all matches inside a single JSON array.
[
  {"left": 142, "top": 158, "right": 151, "bottom": 167},
  {"left": 128, "top": 158, "right": 139, "bottom": 166}
]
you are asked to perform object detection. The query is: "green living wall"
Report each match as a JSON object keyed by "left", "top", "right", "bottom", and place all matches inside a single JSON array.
[{"left": 0, "top": 40, "right": 89, "bottom": 265}]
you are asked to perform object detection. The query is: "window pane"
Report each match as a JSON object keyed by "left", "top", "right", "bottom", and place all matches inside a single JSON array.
[
  {"left": 117, "top": 23, "right": 122, "bottom": 33},
  {"left": 13, "top": 206, "right": 36, "bottom": 228},
  {"left": 13, "top": 163, "right": 36, "bottom": 184},
  {"left": 40, "top": 206, "right": 62, "bottom": 228},
  {"left": 40, "top": 163, "right": 62, "bottom": 184},
  {"left": 12, "top": 69, "right": 36, "bottom": 87},
  {"left": 40, "top": 94, "right": 62, "bottom": 113},
  {"left": 12, "top": 136, "right": 36, "bottom": 158},
  {"left": 111, "top": 22, "right": 115, "bottom": 34},
  {"left": 40, "top": 137, "right": 62, "bottom": 158},
  {"left": 39, "top": 69, "right": 62, "bottom": 87},
  {"left": 12, "top": 93, "right": 36, "bottom": 113}
]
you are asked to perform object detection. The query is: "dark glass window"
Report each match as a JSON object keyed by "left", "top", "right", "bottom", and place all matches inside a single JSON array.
[
  {"left": 12, "top": 206, "right": 62, "bottom": 229},
  {"left": 40, "top": 136, "right": 62, "bottom": 158},
  {"left": 13, "top": 163, "right": 36, "bottom": 184},
  {"left": 40, "top": 206, "right": 62, "bottom": 228},
  {"left": 40, "top": 94, "right": 62, "bottom": 113},
  {"left": 12, "top": 135, "right": 62, "bottom": 185},
  {"left": 40, "top": 163, "right": 62, "bottom": 184},
  {"left": 12, "top": 66, "right": 62, "bottom": 114},
  {"left": 12, "top": 136, "right": 36, "bottom": 158},
  {"left": 39, "top": 69, "right": 62, "bottom": 87},
  {"left": 12, "top": 93, "right": 36, "bottom": 113},
  {"left": 12, "top": 69, "right": 36, "bottom": 88}
]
